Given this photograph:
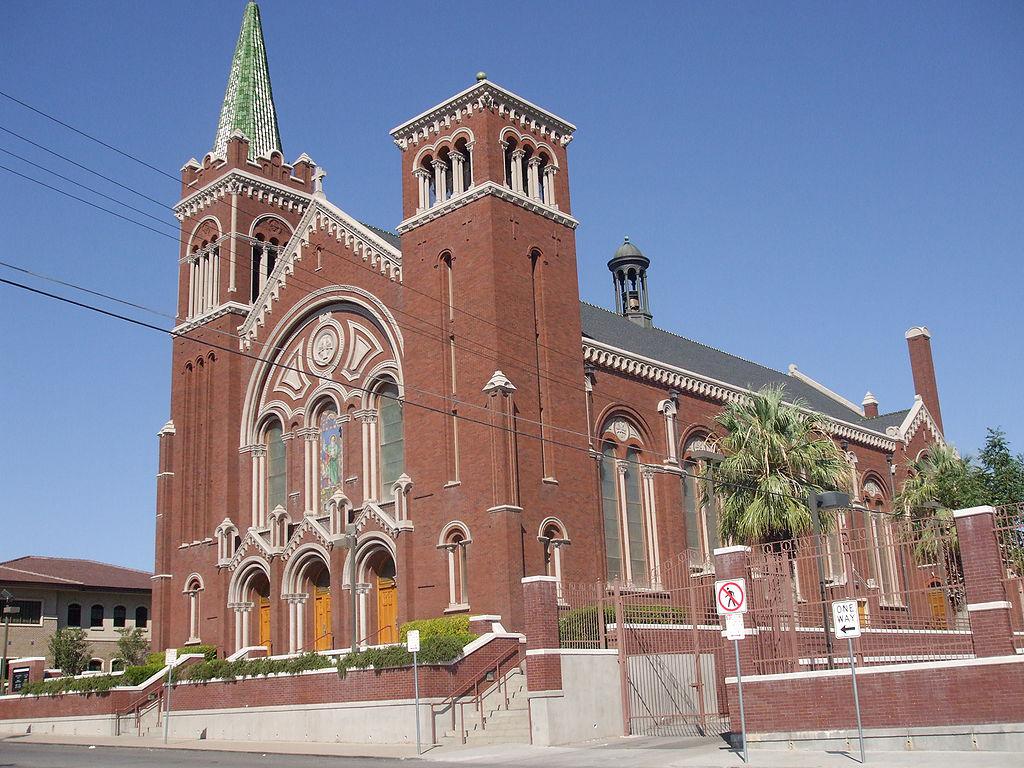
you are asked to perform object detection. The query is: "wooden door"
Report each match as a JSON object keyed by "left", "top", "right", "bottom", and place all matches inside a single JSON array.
[
  {"left": 314, "top": 586, "right": 332, "bottom": 651},
  {"left": 377, "top": 576, "right": 397, "bottom": 644},
  {"left": 258, "top": 597, "right": 272, "bottom": 653},
  {"left": 928, "top": 588, "right": 946, "bottom": 628}
]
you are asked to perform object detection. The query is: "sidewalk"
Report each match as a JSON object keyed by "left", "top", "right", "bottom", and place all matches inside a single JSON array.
[{"left": 2, "top": 732, "right": 1016, "bottom": 767}]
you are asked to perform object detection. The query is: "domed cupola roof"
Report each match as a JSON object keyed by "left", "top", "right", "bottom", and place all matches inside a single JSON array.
[
  {"left": 607, "top": 237, "right": 653, "bottom": 328},
  {"left": 607, "top": 236, "right": 650, "bottom": 272}
]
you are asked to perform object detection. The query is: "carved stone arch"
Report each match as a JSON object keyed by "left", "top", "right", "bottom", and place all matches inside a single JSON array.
[
  {"left": 282, "top": 541, "right": 331, "bottom": 595},
  {"left": 679, "top": 423, "right": 719, "bottom": 457},
  {"left": 361, "top": 365, "right": 404, "bottom": 410},
  {"left": 249, "top": 213, "right": 294, "bottom": 240},
  {"left": 348, "top": 531, "right": 398, "bottom": 586},
  {"left": 183, "top": 573, "right": 205, "bottom": 593},
  {"left": 538, "top": 516, "right": 569, "bottom": 542},
  {"left": 228, "top": 557, "right": 270, "bottom": 603},
  {"left": 861, "top": 470, "right": 889, "bottom": 501},
  {"left": 595, "top": 404, "right": 653, "bottom": 450},
  {"left": 189, "top": 215, "right": 223, "bottom": 249},
  {"left": 438, "top": 520, "right": 472, "bottom": 547}
]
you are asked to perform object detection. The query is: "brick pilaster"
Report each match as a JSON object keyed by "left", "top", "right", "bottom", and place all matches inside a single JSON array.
[
  {"left": 522, "top": 576, "right": 561, "bottom": 692},
  {"left": 954, "top": 506, "right": 1015, "bottom": 657}
]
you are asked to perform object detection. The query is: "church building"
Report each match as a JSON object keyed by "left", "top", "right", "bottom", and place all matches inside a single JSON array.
[{"left": 151, "top": 2, "right": 946, "bottom": 654}]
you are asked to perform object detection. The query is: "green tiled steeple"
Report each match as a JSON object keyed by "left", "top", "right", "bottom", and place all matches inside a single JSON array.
[{"left": 212, "top": 2, "right": 282, "bottom": 161}]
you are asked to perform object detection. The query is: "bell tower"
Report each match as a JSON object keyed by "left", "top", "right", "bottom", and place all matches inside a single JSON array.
[
  {"left": 608, "top": 237, "right": 653, "bottom": 328},
  {"left": 391, "top": 76, "right": 592, "bottom": 629}
]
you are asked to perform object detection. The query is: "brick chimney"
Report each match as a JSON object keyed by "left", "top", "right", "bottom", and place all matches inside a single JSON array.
[
  {"left": 905, "top": 326, "right": 943, "bottom": 434},
  {"left": 862, "top": 391, "right": 879, "bottom": 419}
]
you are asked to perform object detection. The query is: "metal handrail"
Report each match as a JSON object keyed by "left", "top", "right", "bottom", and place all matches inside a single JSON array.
[
  {"left": 429, "top": 643, "right": 521, "bottom": 745},
  {"left": 114, "top": 685, "right": 163, "bottom": 736}
]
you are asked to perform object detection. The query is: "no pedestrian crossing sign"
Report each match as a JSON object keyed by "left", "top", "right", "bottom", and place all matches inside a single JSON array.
[
  {"left": 832, "top": 599, "right": 862, "bottom": 639},
  {"left": 715, "top": 578, "right": 747, "bottom": 615}
]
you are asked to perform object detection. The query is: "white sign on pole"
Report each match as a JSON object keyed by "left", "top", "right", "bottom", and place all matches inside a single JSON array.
[
  {"left": 723, "top": 613, "right": 745, "bottom": 641},
  {"left": 832, "top": 600, "right": 862, "bottom": 639},
  {"left": 407, "top": 629, "right": 421, "bottom": 653},
  {"left": 715, "top": 578, "right": 748, "bottom": 615},
  {"left": 164, "top": 648, "right": 178, "bottom": 666}
]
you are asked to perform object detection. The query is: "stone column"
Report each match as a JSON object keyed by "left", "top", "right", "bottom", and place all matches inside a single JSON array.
[
  {"left": 527, "top": 157, "right": 542, "bottom": 199},
  {"left": 414, "top": 168, "right": 431, "bottom": 211},
  {"left": 449, "top": 151, "right": 465, "bottom": 195},
  {"left": 543, "top": 165, "right": 558, "bottom": 206},
  {"left": 510, "top": 149, "right": 526, "bottom": 194},
  {"left": 432, "top": 158, "right": 448, "bottom": 205},
  {"left": 954, "top": 505, "right": 1015, "bottom": 657}
]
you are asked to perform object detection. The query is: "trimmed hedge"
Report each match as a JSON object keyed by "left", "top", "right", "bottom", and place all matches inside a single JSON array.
[
  {"left": 558, "top": 603, "right": 689, "bottom": 646},
  {"left": 145, "top": 644, "right": 218, "bottom": 667},
  {"left": 19, "top": 662, "right": 165, "bottom": 697},
  {"left": 178, "top": 652, "right": 334, "bottom": 682},
  {"left": 399, "top": 615, "right": 471, "bottom": 641},
  {"left": 336, "top": 633, "right": 472, "bottom": 678}
]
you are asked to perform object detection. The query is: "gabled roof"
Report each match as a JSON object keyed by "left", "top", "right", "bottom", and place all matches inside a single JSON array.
[
  {"left": 0, "top": 556, "right": 152, "bottom": 592},
  {"left": 212, "top": 1, "right": 282, "bottom": 161},
  {"left": 580, "top": 302, "right": 899, "bottom": 432}
]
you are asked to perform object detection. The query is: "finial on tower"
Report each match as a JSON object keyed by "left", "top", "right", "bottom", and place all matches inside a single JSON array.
[{"left": 608, "top": 237, "right": 653, "bottom": 328}]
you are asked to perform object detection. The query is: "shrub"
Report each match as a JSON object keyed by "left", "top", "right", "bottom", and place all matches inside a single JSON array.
[
  {"left": 399, "top": 615, "right": 471, "bottom": 641},
  {"left": 116, "top": 628, "right": 150, "bottom": 667},
  {"left": 558, "top": 603, "right": 688, "bottom": 646},
  {"left": 145, "top": 644, "right": 218, "bottom": 668},
  {"left": 336, "top": 633, "right": 472, "bottom": 678},
  {"left": 120, "top": 663, "right": 164, "bottom": 686},
  {"left": 178, "top": 652, "right": 334, "bottom": 683}
]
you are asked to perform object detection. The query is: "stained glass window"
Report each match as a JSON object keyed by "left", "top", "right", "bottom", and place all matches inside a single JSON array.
[
  {"left": 378, "top": 383, "right": 404, "bottom": 493},
  {"left": 319, "top": 406, "right": 342, "bottom": 509}
]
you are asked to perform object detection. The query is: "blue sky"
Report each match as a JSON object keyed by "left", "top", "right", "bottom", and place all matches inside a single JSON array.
[{"left": 1, "top": 1, "right": 1021, "bottom": 571}]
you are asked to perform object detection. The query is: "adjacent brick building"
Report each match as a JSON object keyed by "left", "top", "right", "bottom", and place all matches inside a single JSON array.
[
  {"left": 0, "top": 557, "right": 152, "bottom": 674},
  {"left": 152, "top": 2, "right": 947, "bottom": 656}
]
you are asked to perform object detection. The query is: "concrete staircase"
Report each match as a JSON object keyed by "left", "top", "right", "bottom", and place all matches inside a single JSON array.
[{"left": 436, "top": 667, "right": 530, "bottom": 747}]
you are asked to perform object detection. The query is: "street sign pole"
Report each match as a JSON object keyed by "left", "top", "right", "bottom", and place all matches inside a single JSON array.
[
  {"left": 408, "top": 629, "right": 422, "bottom": 755},
  {"left": 163, "top": 648, "right": 177, "bottom": 744},
  {"left": 733, "top": 638, "right": 747, "bottom": 764},
  {"left": 848, "top": 637, "right": 865, "bottom": 763}
]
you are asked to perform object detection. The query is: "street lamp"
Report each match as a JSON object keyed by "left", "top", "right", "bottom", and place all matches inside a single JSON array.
[
  {"left": 1, "top": 589, "right": 19, "bottom": 690},
  {"left": 808, "top": 491, "right": 851, "bottom": 669}
]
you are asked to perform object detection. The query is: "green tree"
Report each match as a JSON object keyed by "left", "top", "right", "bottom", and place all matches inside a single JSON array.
[
  {"left": 49, "top": 627, "right": 91, "bottom": 676},
  {"left": 115, "top": 627, "right": 150, "bottom": 667},
  {"left": 709, "top": 385, "right": 851, "bottom": 544},
  {"left": 895, "top": 443, "right": 983, "bottom": 517},
  {"left": 974, "top": 428, "right": 1024, "bottom": 506}
]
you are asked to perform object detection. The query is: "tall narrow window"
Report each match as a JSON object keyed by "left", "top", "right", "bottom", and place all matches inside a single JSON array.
[
  {"left": 67, "top": 603, "right": 81, "bottom": 628},
  {"left": 441, "top": 525, "right": 470, "bottom": 609},
  {"left": 135, "top": 606, "right": 148, "bottom": 629},
  {"left": 90, "top": 604, "right": 104, "bottom": 629},
  {"left": 623, "top": 448, "right": 648, "bottom": 585},
  {"left": 682, "top": 437, "right": 721, "bottom": 571},
  {"left": 378, "top": 382, "right": 404, "bottom": 493},
  {"left": 266, "top": 421, "right": 286, "bottom": 511},
  {"left": 440, "top": 253, "right": 460, "bottom": 482},
  {"left": 113, "top": 605, "right": 126, "bottom": 628},
  {"left": 185, "top": 577, "right": 203, "bottom": 642},
  {"left": 318, "top": 405, "right": 342, "bottom": 510},
  {"left": 600, "top": 442, "right": 622, "bottom": 581},
  {"left": 530, "top": 250, "right": 551, "bottom": 477}
]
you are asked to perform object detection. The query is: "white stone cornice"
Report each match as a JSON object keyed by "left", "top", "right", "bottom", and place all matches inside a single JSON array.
[
  {"left": 173, "top": 302, "right": 250, "bottom": 334},
  {"left": 890, "top": 396, "right": 946, "bottom": 448},
  {"left": 390, "top": 80, "right": 576, "bottom": 150},
  {"left": 174, "top": 169, "right": 313, "bottom": 221},
  {"left": 583, "top": 339, "right": 899, "bottom": 452},
  {"left": 396, "top": 180, "right": 577, "bottom": 234}
]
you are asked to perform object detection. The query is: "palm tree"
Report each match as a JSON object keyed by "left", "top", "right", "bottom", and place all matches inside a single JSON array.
[{"left": 708, "top": 385, "right": 851, "bottom": 544}]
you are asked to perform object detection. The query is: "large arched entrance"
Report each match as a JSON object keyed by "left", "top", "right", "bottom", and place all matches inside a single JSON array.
[
  {"left": 285, "top": 547, "right": 333, "bottom": 652},
  {"left": 357, "top": 541, "right": 398, "bottom": 645},
  {"left": 231, "top": 561, "right": 272, "bottom": 653}
]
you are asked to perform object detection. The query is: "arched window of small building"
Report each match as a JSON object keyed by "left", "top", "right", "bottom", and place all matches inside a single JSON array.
[
  {"left": 454, "top": 137, "right": 472, "bottom": 194},
  {"left": 113, "top": 605, "right": 126, "bottom": 628},
  {"left": 111, "top": 659, "right": 125, "bottom": 673},
  {"left": 377, "top": 381, "right": 404, "bottom": 495},
  {"left": 135, "top": 606, "right": 148, "bottom": 629},
  {"left": 87, "top": 659, "right": 104, "bottom": 672},
  {"left": 67, "top": 603, "right": 81, "bottom": 628},
  {"left": 417, "top": 154, "right": 437, "bottom": 210},
  {"left": 90, "top": 604, "right": 104, "bottom": 629},
  {"left": 436, "top": 146, "right": 453, "bottom": 203},
  {"left": 599, "top": 417, "right": 654, "bottom": 586},
  {"left": 439, "top": 522, "right": 470, "bottom": 610},
  {"left": 682, "top": 434, "right": 721, "bottom": 573},
  {"left": 539, "top": 519, "right": 570, "bottom": 601},
  {"left": 185, "top": 575, "right": 203, "bottom": 643},
  {"left": 265, "top": 419, "right": 286, "bottom": 513},
  {"left": 316, "top": 400, "right": 342, "bottom": 514}
]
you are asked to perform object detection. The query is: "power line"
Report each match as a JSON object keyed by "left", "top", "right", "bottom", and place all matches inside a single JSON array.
[
  {"left": 0, "top": 274, "right": 828, "bottom": 505},
  {"left": 0, "top": 89, "right": 181, "bottom": 182}
]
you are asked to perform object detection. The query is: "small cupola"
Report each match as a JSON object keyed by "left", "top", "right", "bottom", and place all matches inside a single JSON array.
[{"left": 608, "top": 237, "right": 652, "bottom": 328}]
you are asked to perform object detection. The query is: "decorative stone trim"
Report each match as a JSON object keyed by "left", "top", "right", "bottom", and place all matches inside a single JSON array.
[
  {"left": 173, "top": 302, "right": 250, "bottom": 334},
  {"left": 953, "top": 506, "right": 996, "bottom": 519},
  {"left": 390, "top": 79, "right": 575, "bottom": 150},
  {"left": 396, "top": 181, "right": 578, "bottom": 234},
  {"left": 521, "top": 575, "right": 559, "bottom": 584},
  {"left": 967, "top": 601, "right": 1011, "bottom": 612},
  {"left": 174, "top": 170, "right": 311, "bottom": 221},
  {"left": 583, "top": 338, "right": 899, "bottom": 451},
  {"left": 890, "top": 396, "right": 946, "bottom": 447},
  {"left": 713, "top": 545, "right": 752, "bottom": 556}
]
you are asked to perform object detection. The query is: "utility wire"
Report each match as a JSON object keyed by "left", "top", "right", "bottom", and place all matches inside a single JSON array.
[{"left": 0, "top": 274, "right": 835, "bottom": 505}]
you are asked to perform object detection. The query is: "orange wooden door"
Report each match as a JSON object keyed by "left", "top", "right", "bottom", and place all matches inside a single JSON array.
[
  {"left": 314, "top": 586, "right": 332, "bottom": 651},
  {"left": 928, "top": 588, "right": 946, "bottom": 628},
  {"left": 259, "top": 597, "right": 272, "bottom": 652},
  {"left": 377, "top": 576, "right": 397, "bottom": 644}
]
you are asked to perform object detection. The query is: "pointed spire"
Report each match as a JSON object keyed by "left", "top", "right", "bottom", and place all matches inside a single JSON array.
[{"left": 212, "top": 2, "right": 283, "bottom": 161}]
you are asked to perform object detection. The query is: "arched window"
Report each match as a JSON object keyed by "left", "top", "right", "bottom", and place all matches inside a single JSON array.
[
  {"left": 87, "top": 659, "right": 104, "bottom": 672},
  {"left": 266, "top": 419, "right": 286, "bottom": 512},
  {"left": 185, "top": 576, "right": 203, "bottom": 643},
  {"left": 134, "top": 606, "right": 148, "bottom": 629},
  {"left": 90, "top": 604, "right": 104, "bottom": 629},
  {"left": 111, "top": 659, "right": 125, "bottom": 673},
  {"left": 539, "top": 519, "right": 570, "bottom": 601},
  {"left": 67, "top": 603, "right": 81, "bottom": 628},
  {"left": 599, "top": 418, "right": 655, "bottom": 586},
  {"left": 378, "top": 382, "right": 404, "bottom": 494},
  {"left": 317, "top": 402, "right": 342, "bottom": 513},
  {"left": 682, "top": 435, "right": 721, "bottom": 573},
  {"left": 863, "top": 479, "right": 900, "bottom": 606},
  {"left": 453, "top": 137, "right": 472, "bottom": 194},
  {"left": 439, "top": 523, "right": 470, "bottom": 609},
  {"left": 113, "top": 605, "right": 127, "bottom": 628}
]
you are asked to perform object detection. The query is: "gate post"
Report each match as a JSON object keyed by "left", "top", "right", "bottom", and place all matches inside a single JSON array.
[
  {"left": 954, "top": 506, "right": 1015, "bottom": 657},
  {"left": 714, "top": 545, "right": 755, "bottom": 735},
  {"left": 521, "top": 576, "right": 562, "bottom": 692}
]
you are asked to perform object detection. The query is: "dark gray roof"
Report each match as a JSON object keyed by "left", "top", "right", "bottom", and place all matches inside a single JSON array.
[
  {"left": 580, "top": 302, "right": 899, "bottom": 433},
  {"left": 359, "top": 221, "right": 402, "bottom": 249}
]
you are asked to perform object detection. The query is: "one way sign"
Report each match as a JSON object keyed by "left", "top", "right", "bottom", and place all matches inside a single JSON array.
[{"left": 832, "top": 599, "right": 862, "bottom": 639}]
